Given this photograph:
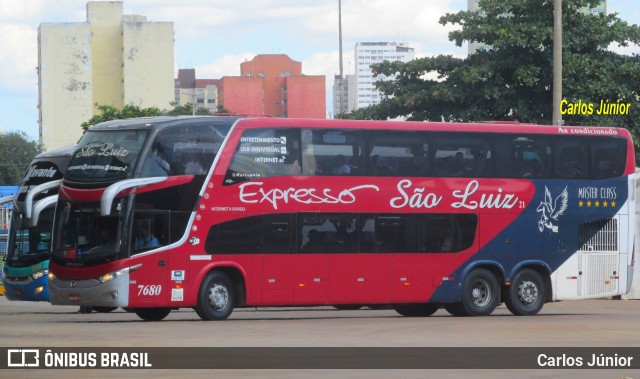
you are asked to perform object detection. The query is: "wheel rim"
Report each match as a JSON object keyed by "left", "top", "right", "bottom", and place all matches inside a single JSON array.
[
  {"left": 471, "top": 278, "right": 491, "bottom": 307},
  {"left": 208, "top": 282, "right": 229, "bottom": 311},
  {"left": 518, "top": 280, "right": 538, "bottom": 305}
]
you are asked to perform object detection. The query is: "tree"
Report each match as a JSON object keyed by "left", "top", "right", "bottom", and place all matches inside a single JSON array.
[
  {"left": 0, "top": 131, "right": 42, "bottom": 185},
  {"left": 81, "top": 104, "right": 162, "bottom": 132},
  {"left": 362, "top": 0, "right": 640, "bottom": 133},
  {"left": 81, "top": 102, "right": 221, "bottom": 134},
  {"left": 165, "top": 102, "right": 211, "bottom": 116}
]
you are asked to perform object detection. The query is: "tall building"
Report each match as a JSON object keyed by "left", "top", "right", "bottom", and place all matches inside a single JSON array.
[
  {"left": 468, "top": 0, "right": 607, "bottom": 54},
  {"left": 219, "top": 54, "right": 325, "bottom": 118},
  {"left": 332, "top": 74, "right": 356, "bottom": 116},
  {"left": 38, "top": 1, "right": 174, "bottom": 150},
  {"left": 354, "top": 42, "right": 414, "bottom": 110}
]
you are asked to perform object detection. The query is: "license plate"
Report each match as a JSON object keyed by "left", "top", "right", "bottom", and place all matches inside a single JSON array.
[{"left": 68, "top": 294, "right": 81, "bottom": 302}]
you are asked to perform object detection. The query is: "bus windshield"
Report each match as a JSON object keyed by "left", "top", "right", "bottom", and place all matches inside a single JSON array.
[
  {"left": 51, "top": 200, "right": 126, "bottom": 265},
  {"left": 66, "top": 130, "right": 149, "bottom": 182},
  {"left": 6, "top": 209, "right": 54, "bottom": 267}
]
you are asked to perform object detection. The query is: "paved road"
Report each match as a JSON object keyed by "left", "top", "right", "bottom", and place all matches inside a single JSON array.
[{"left": 0, "top": 297, "right": 638, "bottom": 378}]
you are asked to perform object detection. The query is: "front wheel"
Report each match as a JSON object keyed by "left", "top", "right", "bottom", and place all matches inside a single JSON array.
[
  {"left": 135, "top": 308, "right": 171, "bottom": 321},
  {"left": 459, "top": 268, "right": 499, "bottom": 316},
  {"left": 505, "top": 269, "right": 546, "bottom": 316},
  {"left": 394, "top": 304, "right": 439, "bottom": 317},
  {"left": 195, "top": 271, "right": 236, "bottom": 320}
]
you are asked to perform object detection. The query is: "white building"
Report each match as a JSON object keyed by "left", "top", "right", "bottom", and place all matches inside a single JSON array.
[
  {"left": 354, "top": 42, "right": 414, "bottom": 110},
  {"left": 38, "top": 1, "right": 174, "bottom": 150}
]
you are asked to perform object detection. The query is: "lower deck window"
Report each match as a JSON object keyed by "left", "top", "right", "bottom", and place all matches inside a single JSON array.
[{"left": 205, "top": 213, "right": 478, "bottom": 254}]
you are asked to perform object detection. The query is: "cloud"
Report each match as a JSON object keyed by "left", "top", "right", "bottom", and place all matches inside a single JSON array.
[
  {"left": 0, "top": 23, "right": 38, "bottom": 93},
  {"left": 192, "top": 52, "right": 257, "bottom": 78}
]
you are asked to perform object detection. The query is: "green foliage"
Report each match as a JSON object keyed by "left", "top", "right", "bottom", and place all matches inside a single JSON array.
[
  {"left": 81, "top": 104, "right": 163, "bottom": 132},
  {"left": 81, "top": 102, "right": 217, "bottom": 133},
  {"left": 165, "top": 102, "right": 211, "bottom": 116},
  {"left": 0, "top": 131, "right": 42, "bottom": 185},
  {"left": 214, "top": 104, "right": 231, "bottom": 114},
  {"left": 357, "top": 0, "right": 640, "bottom": 158}
]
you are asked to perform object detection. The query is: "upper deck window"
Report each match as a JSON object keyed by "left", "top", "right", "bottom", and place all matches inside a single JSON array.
[
  {"left": 66, "top": 130, "right": 149, "bottom": 183},
  {"left": 224, "top": 128, "right": 302, "bottom": 185},
  {"left": 140, "top": 124, "right": 229, "bottom": 178}
]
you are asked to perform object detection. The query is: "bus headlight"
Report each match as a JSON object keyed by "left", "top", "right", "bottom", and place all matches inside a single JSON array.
[
  {"left": 31, "top": 269, "right": 49, "bottom": 280},
  {"left": 97, "top": 264, "right": 142, "bottom": 284},
  {"left": 48, "top": 272, "right": 56, "bottom": 281}
]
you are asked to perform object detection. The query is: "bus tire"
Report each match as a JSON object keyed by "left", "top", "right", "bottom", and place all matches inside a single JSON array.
[
  {"left": 444, "top": 302, "right": 469, "bottom": 317},
  {"left": 505, "top": 269, "right": 546, "bottom": 316},
  {"left": 394, "top": 304, "right": 439, "bottom": 317},
  {"left": 195, "top": 271, "right": 235, "bottom": 321},
  {"left": 135, "top": 308, "right": 171, "bottom": 321},
  {"left": 92, "top": 306, "right": 117, "bottom": 313},
  {"left": 460, "top": 268, "right": 499, "bottom": 316}
]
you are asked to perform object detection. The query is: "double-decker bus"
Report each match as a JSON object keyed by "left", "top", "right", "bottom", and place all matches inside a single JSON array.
[
  {"left": 3, "top": 146, "right": 74, "bottom": 301},
  {"left": 48, "top": 117, "right": 636, "bottom": 321}
]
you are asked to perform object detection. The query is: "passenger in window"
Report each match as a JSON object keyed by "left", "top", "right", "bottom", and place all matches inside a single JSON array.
[
  {"left": 302, "top": 229, "right": 323, "bottom": 251},
  {"left": 133, "top": 224, "right": 160, "bottom": 249},
  {"left": 332, "top": 154, "right": 351, "bottom": 175}
]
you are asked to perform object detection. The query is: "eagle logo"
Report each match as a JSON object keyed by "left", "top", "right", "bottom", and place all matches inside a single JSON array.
[{"left": 536, "top": 186, "right": 568, "bottom": 233}]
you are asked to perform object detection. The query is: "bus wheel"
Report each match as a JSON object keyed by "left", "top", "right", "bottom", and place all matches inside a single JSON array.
[
  {"left": 444, "top": 302, "right": 468, "bottom": 317},
  {"left": 92, "top": 306, "right": 117, "bottom": 313},
  {"left": 460, "top": 268, "right": 499, "bottom": 316},
  {"left": 195, "top": 271, "right": 235, "bottom": 321},
  {"left": 135, "top": 308, "right": 171, "bottom": 321},
  {"left": 505, "top": 269, "right": 546, "bottom": 316},
  {"left": 394, "top": 304, "right": 439, "bottom": 317}
]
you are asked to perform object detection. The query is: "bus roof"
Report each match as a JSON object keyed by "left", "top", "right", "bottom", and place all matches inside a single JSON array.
[
  {"left": 36, "top": 145, "right": 77, "bottom": 159},
  {"left": 232, "top": 117, "right": 630, "bottom": 138},
  {"left": 89, "top": 115, "right": 243, "bottom": 131}
]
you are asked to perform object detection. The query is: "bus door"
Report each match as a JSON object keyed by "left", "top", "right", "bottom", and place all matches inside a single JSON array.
[
  {"left": 129, "top": 211, "right": 173, "bottom": 306},
  {"left": 555, "top": 217, "right": 622, "bottom": 299},
  {"left": 262, "top": 214, "right": 329, "bottom": 305},
  {"left": 326, "top": 215, "right": 392, "bottom": 305}
]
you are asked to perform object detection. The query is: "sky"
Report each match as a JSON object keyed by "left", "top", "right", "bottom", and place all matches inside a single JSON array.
[{"left": 0, "top": 0, "right": 639, "bottom": 143}]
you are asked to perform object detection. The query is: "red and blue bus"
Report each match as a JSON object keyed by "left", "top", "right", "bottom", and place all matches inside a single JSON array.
[
  {"left": 48, "top": 116, "right": 636, "bottom": 320},
  {"left": 3, "top": 146, "right": 74, "bottom": 301}
]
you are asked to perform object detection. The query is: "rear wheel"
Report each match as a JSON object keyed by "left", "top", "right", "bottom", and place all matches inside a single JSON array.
[
  {"left": 135, "top": 308, "right": 171, "bottom": 321},
  {"left": 505, "top": 269, "right": 546, "bottom": 316},
  {"left": 195, "top": 271, "right": 236, "bottom": 320},
  {"left": 444, "top": 302, "right": 468, "bottom": 317},
  {"left": 92, "top": 306, "right": 117, "bottom": 313},
  {"left": 455, "top": 268, "right": 500, "bottom": 316},
  {"left": 394, "top": 304, "right": 439, "bottom": 317}
]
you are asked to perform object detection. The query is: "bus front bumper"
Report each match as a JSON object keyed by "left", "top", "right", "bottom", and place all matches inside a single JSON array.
[
  {"left": 48, "top": 274, "right": 129, "bottom": 308},
  {"left": 3, "top": 276, "right": 50, "bottom": 302}
]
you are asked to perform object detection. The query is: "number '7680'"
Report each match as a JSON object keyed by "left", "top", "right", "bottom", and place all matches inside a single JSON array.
[{"left": 138, "top": 284, "right": 162, "bottom": 296}]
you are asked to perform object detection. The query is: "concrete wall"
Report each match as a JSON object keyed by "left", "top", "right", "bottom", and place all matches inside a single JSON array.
[
  {"left": 87, "top": 1, "right": 123, "bottom": 111},
  {"left": 286, "top": 75, "right": 326, "bottom": 119},
  {"left": 38, "top": 23, "right": 93, "bottom": 150},
  {"left": 219, "top": 77, "right": 264, "bottom": 115},
  {"left": 123, "top": 21, "right": 174, "bottom": 110}
]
